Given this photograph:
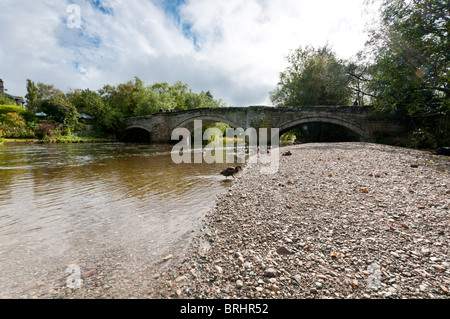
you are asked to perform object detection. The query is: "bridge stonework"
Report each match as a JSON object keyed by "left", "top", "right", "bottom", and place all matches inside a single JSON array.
[{"left": 123, "top": 106, "right": 404, "bottom": 143}]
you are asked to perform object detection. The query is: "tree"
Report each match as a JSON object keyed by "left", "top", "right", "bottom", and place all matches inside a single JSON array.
[
  {"left": 25, "top": 79, "right": 39, "bottom": 111},
  {"left": 68, "top": 89, "right": 106, "bottom": 119},
  {"left": 39, "top": 98, "right": 78, "bottom": 128},
  {"left": 99, "top": 77, "right": 144, "bottom": 118},
  {"left": 365, "top": 0, "right": 449, "bottom": 145},
  {"left": 133, "top": 81, "right": 226, "bottom": 116},
  {"left": 270, "top": 45, "right": 352, "bottom": 106},
  {"left": 26, "top": 79, "right": 65, "bottom": 112}
]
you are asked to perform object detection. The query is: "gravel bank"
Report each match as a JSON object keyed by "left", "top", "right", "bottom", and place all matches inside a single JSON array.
[
  {"left": 44, "top": 142, "right": 449, "bottom": 299},
  {"left": 146, "top": 142, "right": 449, "bottom": 299}
]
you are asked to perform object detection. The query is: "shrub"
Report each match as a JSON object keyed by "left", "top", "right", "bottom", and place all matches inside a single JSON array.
[
  {"left": 42, "top": 136, "right": 52, "bottom": 143},
  {"left": 0, "top": 105, "right": 26, "bottom": 116},
  {"left": 0, "top": 94, "right": 17, "bottom": 105},
  {"left": 36, "top": 123, "right": 55, "bottom": 139},
  {"left": 409, "top": 129, "right": 436, "bottom": 149},
  {"left": 2, "top": 112, "right": 25, "bottom": 127}
]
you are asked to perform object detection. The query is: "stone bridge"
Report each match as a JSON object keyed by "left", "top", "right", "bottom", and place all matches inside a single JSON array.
[{"left": 123, "top": 106, "right": 404, "bottom": 143}]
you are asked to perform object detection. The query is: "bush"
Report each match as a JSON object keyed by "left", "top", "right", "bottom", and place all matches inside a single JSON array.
[
  {"left": 0, "top": 105, "right": 26, "bottom": 116},
  {"left": 0, "top": 111, "right": 36, "bottom": 139},
  {"left": 2, "top": 112, "right": 25, "bottom": 127},
  {"left": 36, "top": 123, "right": 55, "bottom": 139},
  {"left": 0, "top": 124, "right": 36, "bottom": 139},
  {"left": 407, "top": 129, "right": 437, "bottom": 149},
  {"left": 42, "top": 136, "right": 52, "bottom": 143},
  {"left": 0, "top": 94, "right": 17, "bottom": 105}
]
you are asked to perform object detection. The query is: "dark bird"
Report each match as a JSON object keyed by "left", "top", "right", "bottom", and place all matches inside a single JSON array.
[{"left": 220, "top": 166, "right": 242, "bottom": 179}]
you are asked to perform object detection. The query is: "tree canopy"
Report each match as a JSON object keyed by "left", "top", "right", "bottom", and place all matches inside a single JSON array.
[
  {"left": 270, "top": 0, "right": 449, "bottom": 147},
  {"left": 22, "top": 77, "right": 226, "bottom": 135},
  {"left": 365, "top": 0, "right": 449, "bottom": 114},
  {"left": 270, "top": 45, "right": 352, "bottom": 106}
]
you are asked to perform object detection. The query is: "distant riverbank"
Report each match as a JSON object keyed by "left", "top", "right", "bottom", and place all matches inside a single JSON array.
[{"left": 2, "top": 136, "right": 117, "bottom": 144}]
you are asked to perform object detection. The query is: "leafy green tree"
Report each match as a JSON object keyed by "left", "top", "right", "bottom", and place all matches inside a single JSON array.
[
  {"left": 68, "top": 89, "right": 106, "bottom": 119},
  {"left": 38, "top": 98, "right": 78, "bottom": 128},
  {"left": 270, "top": 45, "right": 352, "bottom": 106},
  {"left": 26, "top": 79, "right": 65, "bottom": 112},
  {"left": 365, "top": 0, "right": 449, "bottom": 145},
  {"left": 133, "top": 81, "right": 226, "bottom": 116},
  {"left": 25, "top": 79, "right": 39, "bottom": 111},
  {"left": 99, "top": 77, "right": 144, "bottom": 118}
]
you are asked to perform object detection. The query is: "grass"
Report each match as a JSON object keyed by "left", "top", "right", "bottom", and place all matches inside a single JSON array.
[
  {"left": 55, "top": 135, "right": 117, "bottom": 143},
  {"left": 2, "top": 136, "right": 117, "bottom": 144}
]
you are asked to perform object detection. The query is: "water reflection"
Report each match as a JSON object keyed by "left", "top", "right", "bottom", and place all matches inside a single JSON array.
[{"left": 0, "top": 143, "right": 240, "bottom": 297}]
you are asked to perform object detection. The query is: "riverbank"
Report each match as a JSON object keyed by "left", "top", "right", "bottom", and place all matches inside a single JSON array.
[
  {"left": 42, "top": 142, "right": 449, "bottom": 299},
  {"left": 143, "top": 142, "right": 449, "bottom": 299},
  {"left": 2, "top": 136, "right": 117, "bottom": 144}
]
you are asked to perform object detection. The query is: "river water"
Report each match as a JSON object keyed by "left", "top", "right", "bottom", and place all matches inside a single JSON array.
[{"left": 0, "top": 142, "right": 237, "bottom": 297}]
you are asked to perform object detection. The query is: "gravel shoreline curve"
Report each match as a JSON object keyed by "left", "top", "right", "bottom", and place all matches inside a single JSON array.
[{"left": 44, "top": 142, "right": 449, "bottom": 299}]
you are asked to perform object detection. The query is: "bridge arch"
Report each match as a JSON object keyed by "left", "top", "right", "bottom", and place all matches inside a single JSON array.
[
  {"left": 121, "top": 125, "right": 152, "bottom": 142},
  {"left": 172, "top": 115, "right": 242, "bottom": 133},
  {"left": 278, "top": 116, "right": 371, "bottom": 141}
]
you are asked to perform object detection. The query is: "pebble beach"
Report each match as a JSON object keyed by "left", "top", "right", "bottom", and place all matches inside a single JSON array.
[{"left": 43, "top": 142, "right": 449, "bottom": 299}]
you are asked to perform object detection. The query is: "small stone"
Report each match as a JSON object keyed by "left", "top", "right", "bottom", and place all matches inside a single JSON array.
[
  {"left": 175, "top": 275, "right": 187, "bottom": 283},
  {"left": 276, "top": 246, "right": 294, "bottom": 255},
  {"left": 236, "top": 280, "right": 244, "bottom": 289},
  {"left": 214, "top": 265, "right": 223, "bottom": 274},
  {"left": 315, "top": 282, "right": 323, "bottom": 289},
  {"left": 264, "top": 268, "right": 277, "bottom": 278},
  {"left": 432, "top": 265, "right": 445, "bottom": 272},
  {"left": 270, "top": 284, "right": 280, "bottom": 292},
  {"left": 292, "top": 275, "right": 302, "bottom": 285},
  {"left": 81, "top": 269, "right": 96, "bottom": 279}
]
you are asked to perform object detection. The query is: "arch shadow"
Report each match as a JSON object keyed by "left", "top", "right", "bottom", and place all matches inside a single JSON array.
[
  {"left": 121, "top": 125, "right": 152, "bottom": 143},
  {"left": 278, "top": 116, "right": 371, "bottom": 141}
]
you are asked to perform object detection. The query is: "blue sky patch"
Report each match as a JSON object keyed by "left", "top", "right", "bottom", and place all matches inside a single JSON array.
[
  {"left": 157, "top": 0, "right": 200, "bottom": 49},
  {"left": 87, "top": 0, "right": 114, "bottom": 15}
]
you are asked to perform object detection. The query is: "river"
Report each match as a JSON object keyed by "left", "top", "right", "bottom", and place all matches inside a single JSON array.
[{"left": 0, "top": 142, "right": 237, "bottom": 298}]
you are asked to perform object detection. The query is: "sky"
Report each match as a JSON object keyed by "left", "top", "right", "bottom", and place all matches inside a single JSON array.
[{"left": 0, "top": 0, "right": 380, "bottom": 106}]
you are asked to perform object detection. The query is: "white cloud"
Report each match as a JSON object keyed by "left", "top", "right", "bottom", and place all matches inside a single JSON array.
[{"left": 0, "top": 0, "right": 378, "bottom": 106}]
